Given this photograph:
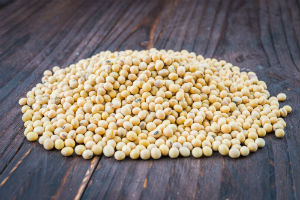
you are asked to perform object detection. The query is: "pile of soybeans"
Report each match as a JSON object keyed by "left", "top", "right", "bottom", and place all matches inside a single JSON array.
[{"left": 19, "top": 49, "right": 292, "bottom": 160}]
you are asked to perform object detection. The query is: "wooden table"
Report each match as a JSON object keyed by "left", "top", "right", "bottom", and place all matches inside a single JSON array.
[{"left": 0, "top": 0, "right": 299, "bottom": 199}]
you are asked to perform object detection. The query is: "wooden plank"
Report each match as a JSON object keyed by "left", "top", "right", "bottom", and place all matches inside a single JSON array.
[
  {"left": 0, "top": 142, "right": 100, "bottom": 200},
  {"left": 0, "top": 0, "right": 299, "bottom": 199}
]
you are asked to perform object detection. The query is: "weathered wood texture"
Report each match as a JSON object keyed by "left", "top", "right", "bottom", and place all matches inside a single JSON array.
[{"left": 0, "top": 0, "right": 299, "bottom": 199}]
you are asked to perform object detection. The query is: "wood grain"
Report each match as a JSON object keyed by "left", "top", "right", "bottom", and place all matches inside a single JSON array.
[{"left": 0, "top": 0, "right": 299, "bottom": 200}]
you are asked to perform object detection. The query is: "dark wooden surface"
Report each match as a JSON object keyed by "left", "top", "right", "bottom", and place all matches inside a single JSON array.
[{"left": 0, "top": 0, "right": 299, "bottom": 199}]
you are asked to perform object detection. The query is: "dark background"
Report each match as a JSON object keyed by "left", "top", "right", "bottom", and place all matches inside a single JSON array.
[{"left": 0, "top": 0, "right": 299, "bottom": 199}]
